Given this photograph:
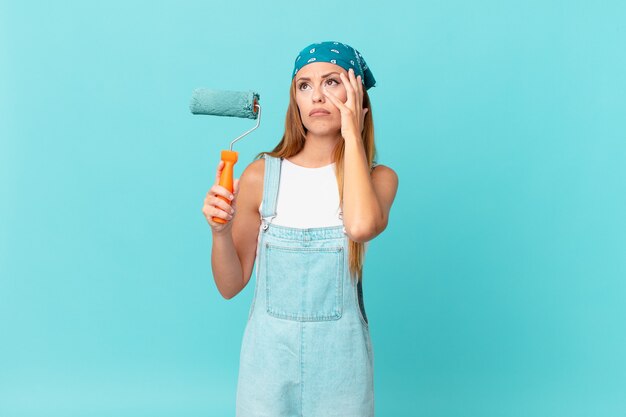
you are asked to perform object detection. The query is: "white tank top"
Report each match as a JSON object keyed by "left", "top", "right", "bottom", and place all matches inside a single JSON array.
[{"left": 259, "top": 158, "right": 343, "bottom": 228}]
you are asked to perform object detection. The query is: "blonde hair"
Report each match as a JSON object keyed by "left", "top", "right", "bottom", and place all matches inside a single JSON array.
[{"left": 258, "top": 79, "right": 377, "bottom": 282}]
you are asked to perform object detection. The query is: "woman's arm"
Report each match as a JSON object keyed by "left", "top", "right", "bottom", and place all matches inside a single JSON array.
[
  {"left": 323, "top": 68, "right": 399, "bottom": 242},
  {"left": 203, "top": 159, "right": 263, "bottom": 299},
  {"left": 342, "top": 138, "right": 399, "bottom": 242}
]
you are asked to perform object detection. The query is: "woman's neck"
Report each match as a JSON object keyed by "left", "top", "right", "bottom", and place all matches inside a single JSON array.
[{"left": 289, "top": 132, "right": 341, "bottom": 167}]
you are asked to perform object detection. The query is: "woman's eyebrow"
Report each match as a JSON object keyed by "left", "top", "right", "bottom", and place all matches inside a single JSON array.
[{"left": 296, "top": 72, "right": 341, "bottom": 82}]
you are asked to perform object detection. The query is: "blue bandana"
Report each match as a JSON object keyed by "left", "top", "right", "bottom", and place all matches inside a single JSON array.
[{"left": 292, "top": 41, "right": 376, "bottom": 90}]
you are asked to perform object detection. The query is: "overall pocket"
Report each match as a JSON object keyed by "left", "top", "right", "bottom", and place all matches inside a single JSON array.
[{"left": 265, "top": 243, "right": 344, "bottom": 321}]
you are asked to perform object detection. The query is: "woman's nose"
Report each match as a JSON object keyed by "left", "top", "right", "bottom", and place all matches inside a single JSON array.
[{"left": 312, "top": 87, "right": 325, "bottom": 102}]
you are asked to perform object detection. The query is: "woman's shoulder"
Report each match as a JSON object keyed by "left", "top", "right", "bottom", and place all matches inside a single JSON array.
[
  {"left": 241, "top": 152, "right": 284, "bottom": 182},
  {"left": 371, "top": 163, "right": 398, "bottom": 182},
  {"left": 371, "top": 164, "right": 399, "bottom": 195},
  {"left": 233, "top": 157, "right": 264, "bottom": 210},
  {"left": 240, "top": 157, "right": 265, "bottom": 186}
]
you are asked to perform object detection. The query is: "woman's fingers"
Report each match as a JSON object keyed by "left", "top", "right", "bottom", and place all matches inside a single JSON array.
[
  {"left": 346, "top": 69, "right": 363, "bottom": 100},
  {"left": 323, "top": 89, "right": 347, "bottom": 111},
  {"left": 348, "top": 68, "right": 359, "bottom": 91},
  {"left": 202, "top": 196, "right": 234, "bottom": 228},
  {"left": 339, "top": 72, "right": 355, "bottom": 107},
  {"left": 233, "top": 178, "right": 240, "bottom": 195},
  {"left": 231, "top": 179, "right": 240, "bottom": 209},
  {"left": 212, "top": 160, "right": 235, "bottom": 206},
  {"left": 203, "top": 183, "right": 234, "bottom": 217},
  {"left": 212, "top": 195, "right": 234, "bottom": 215},
  {"left": 209, "top": 183, "right": 234, "bottom": 201},
  {"left": 208, "top": 204, "right": 232, "bottom": 222},
  {"left": 209, "top": 185, "right": 235, "bottom": 209},
  {"left": 361, "top": 107, "right": 369, "bottom": 132},
  {"left": 203, "top": 159, "right": 238, "bottom": 229},
  {"left": 214, "top": 160, "right": 225, "bottom": 184},
  {"left": 348, "top": 69, "right": 365, "bottom": 107},
  {"left": 326, "top": 69, "right": 368, "bottom": 135}
]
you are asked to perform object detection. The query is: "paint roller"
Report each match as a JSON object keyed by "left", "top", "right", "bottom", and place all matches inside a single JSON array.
[{"left": 190, "top": 89, "right": 261, "bottom": 224}]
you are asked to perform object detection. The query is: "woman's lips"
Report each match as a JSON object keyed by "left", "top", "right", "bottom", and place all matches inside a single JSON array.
[{"left": 309, "top": 109, "right": 331, "bottom": 116}]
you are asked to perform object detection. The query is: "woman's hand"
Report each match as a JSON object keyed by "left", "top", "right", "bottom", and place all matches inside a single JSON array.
[
  {"left": 202, "top": 160, "right": 240, "bottom": 233},
  {"left": 323, "top": 67, "right": 369, "bottom": 139}
]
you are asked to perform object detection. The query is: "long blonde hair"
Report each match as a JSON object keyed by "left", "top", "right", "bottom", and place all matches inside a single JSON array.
[{"left": 258, "top": 79, "right": 377, "bottom": 282}]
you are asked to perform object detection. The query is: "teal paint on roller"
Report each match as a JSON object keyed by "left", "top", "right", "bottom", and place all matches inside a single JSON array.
[
  {"left": 190, "top": 87, "right": 262, "bottom": 224},
  {"left": 190, "top": 88, "right": 260, "bottom": 120}
]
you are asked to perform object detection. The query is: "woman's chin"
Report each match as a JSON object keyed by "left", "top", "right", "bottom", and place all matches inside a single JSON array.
[{"left": 303, "top": 124, "right": 341, "bottom": 137}]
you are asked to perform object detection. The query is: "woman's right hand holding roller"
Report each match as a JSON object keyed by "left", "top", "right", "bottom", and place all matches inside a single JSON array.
[{"left": 203, "top": 160, "right": 239, "bottom": 233}]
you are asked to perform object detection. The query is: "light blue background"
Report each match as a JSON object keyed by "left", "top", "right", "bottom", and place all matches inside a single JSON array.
[{"left": 2, "top": 1, "right": 625, "bottom": 416}]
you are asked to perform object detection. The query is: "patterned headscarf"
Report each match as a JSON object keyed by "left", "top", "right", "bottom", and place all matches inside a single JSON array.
[{"left": 292, "top": 41, "right": 376, "bottom": 90}]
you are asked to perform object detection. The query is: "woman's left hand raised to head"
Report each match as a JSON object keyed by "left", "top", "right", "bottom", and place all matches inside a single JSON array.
[{"left": 323, "top": 67, "right": 369, "bottom": 140}]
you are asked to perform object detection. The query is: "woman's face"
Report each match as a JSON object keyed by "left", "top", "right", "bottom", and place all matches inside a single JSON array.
[{"left": 294, "top": 62, "right": 348, "bottom": 136}]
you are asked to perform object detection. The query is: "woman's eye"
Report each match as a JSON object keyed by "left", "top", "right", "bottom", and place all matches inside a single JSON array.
[{"left": 298, "top": 79, "right": 339, "bottom": 90}]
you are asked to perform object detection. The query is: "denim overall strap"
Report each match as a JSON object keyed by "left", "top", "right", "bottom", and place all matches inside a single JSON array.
[{"left": 260, "top": 154, "right": 281, "bottom": 230}]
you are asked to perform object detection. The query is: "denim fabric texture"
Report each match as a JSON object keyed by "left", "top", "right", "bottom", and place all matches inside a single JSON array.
[{"left": 235, "top": 154, "right": 374, "bottom": 416}]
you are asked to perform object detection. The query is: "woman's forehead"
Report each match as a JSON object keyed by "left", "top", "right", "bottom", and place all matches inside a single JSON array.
[{"left": 296, "top": 62, "right": 347, "bottom": 78}]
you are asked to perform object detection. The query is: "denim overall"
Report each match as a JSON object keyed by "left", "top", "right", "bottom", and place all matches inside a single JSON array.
[{"left": 235, "top": 154, "right": 374, "bottom": 417}]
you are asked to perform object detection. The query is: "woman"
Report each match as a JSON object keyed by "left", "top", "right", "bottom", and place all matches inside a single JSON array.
[{"left": 202, "top": 41, "right": 398, "bottom": 416}]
